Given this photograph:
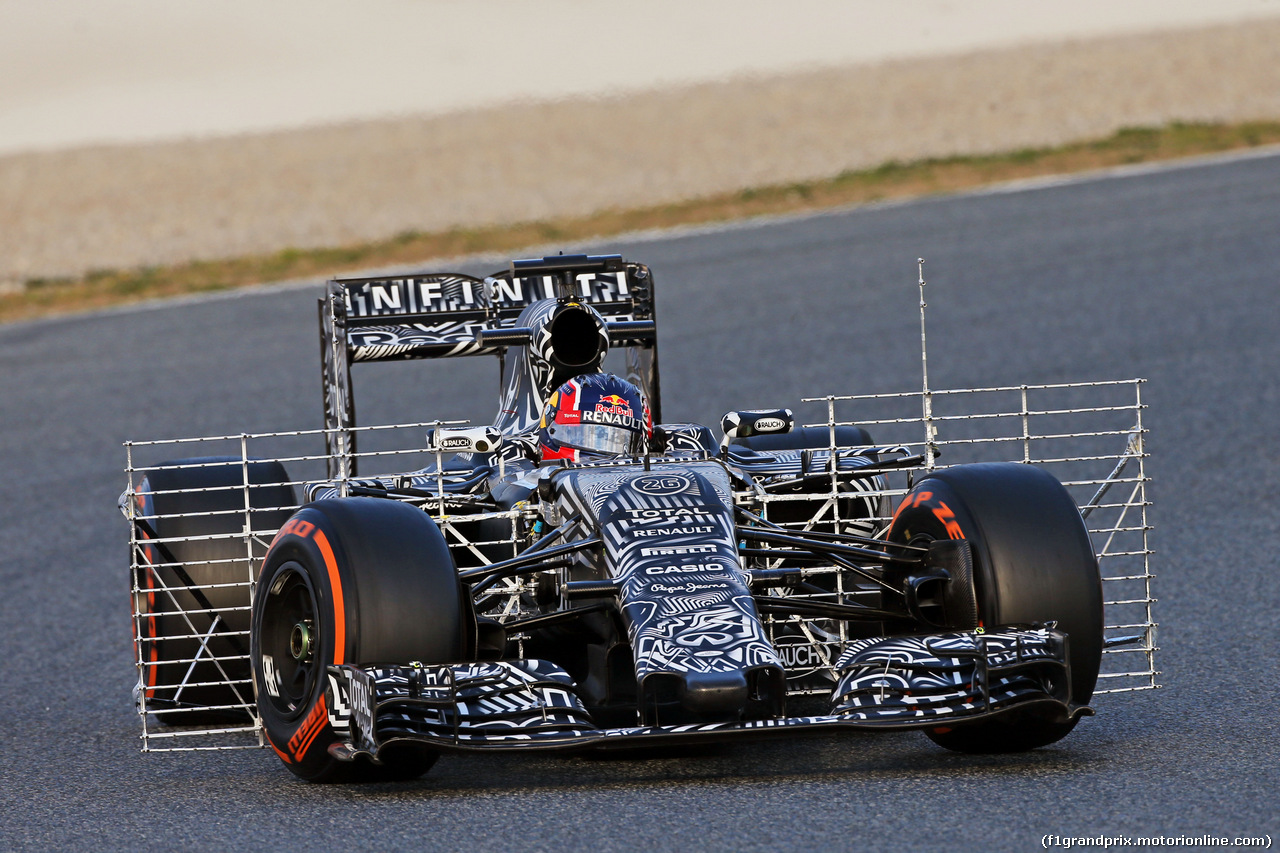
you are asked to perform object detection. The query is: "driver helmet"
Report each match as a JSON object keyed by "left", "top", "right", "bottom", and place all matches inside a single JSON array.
[{"left": 539, "top": 373, "right": 651, "bottom": 462}]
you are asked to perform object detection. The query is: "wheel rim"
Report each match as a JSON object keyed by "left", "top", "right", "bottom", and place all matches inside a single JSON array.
[{"left": 259, "top": 563, "right": 321, "bottom": 718}]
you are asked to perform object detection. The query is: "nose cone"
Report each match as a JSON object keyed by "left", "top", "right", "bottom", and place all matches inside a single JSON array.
[{"left": 679, "top": 669, "right": 749, "bottom": 717}]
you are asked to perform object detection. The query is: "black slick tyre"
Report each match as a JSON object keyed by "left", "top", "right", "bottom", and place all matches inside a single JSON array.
[
  {"left": 250, "top": 498, "right": 469, "bottom": 782},
  {"left": 888, "top": 462, "right": 1102, "bottom": 753},
  {"left": 132, "top": 457, "right": 295, "bottom": 724}
]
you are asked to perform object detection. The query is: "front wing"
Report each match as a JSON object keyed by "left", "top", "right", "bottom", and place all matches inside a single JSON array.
[{"left": 325, "top": 626, "right": 1083, "bottom": 762}]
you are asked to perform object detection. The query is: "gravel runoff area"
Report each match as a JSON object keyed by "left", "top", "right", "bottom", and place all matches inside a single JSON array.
[{"left": 2, "top": 18, "right": 1278, "bottom": 285}]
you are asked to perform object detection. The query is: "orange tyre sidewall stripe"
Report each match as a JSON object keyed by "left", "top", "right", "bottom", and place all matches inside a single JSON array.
[
  {"left": 314, "top": 530, "right": 345, "bottom": 665},
  {"left": 266, "top": 733, "right": 292, "bottom": 764},
  {"left": 292, "top": 697, "right": 329, "bottom": 759},
  {"left": 259, "top": 519, "right": 344, "bottom": 764},
  {"left": 136, "top": 523, "right": 160, "bottom": 697}
]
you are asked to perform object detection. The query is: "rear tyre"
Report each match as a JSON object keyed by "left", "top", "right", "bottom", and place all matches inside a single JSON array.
[
  {"left": 888, "top": 463, "right": 1102, "bottom": 753},
  {"left": 251, "top": 498, "right": 469, "bottom": 782},
  {"left": 133, "top": 457, "right": 295, "bottom": 724}
]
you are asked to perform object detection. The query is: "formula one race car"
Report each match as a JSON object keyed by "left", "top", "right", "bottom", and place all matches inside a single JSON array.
[{"left": 122, "top": 254, "right": 1158, "bottom": 781}]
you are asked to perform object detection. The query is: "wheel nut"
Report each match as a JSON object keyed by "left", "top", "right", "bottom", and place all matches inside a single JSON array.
[{"left": 289, "top": 621, "right": 312, "bottom": 660}]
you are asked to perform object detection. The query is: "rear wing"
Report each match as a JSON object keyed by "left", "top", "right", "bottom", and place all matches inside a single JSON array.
[{"left": 319, "top": 254, "right": 658, "bottom": 475}]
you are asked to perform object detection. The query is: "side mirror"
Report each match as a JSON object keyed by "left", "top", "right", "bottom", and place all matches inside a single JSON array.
[
  {"left": 719, "top": 409, "right": 794, "bottom": 449},
  {"left": 428, "top": 426, "right": 504, "bottom": 455}
]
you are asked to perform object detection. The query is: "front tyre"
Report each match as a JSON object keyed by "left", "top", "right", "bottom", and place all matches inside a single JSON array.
[
  {"left": 251, "top": 498, "right": 469, "bottom": 782},
  {"left": 888, "top": 463, "right": 1102, "bottom": 753}
]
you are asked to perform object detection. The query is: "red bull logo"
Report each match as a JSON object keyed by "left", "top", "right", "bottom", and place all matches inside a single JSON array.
[{"left": 594, "top": 393, "right": 634, "bottom": 417}]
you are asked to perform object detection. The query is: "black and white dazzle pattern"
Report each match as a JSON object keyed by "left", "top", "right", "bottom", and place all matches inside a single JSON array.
[
  {"left": 552, "top": 460, "right": 735, "bottom": 528},
  {"left": 340, "top": 269, "right": 639, "bottom": 322},
  {"left": 341, "top": 274, "right": 494, "bottom": 362},
  {"left": 330, "top": 660, "right": 596, "bottom": 752},
  {"left": 562, "top": 464, "right": 784, "bottom": 683},
  {"left": 728, "top": 446, "right": 892, "bottom": 537},
  {"left": 303, "top": 468, "right": 491, "bottom": 502},
  {"left": 334, "top": 267, "right": 649, "bottom": 365},
  {"left": 830, "top": 628, "right": 1071, "bottom": 719},
  {"left": 325, "top": 629, "right": 1076, "bottom": 756}
]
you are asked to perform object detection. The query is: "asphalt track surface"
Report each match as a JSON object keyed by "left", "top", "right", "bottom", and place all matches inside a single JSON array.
[{"left": 2, "top": 151, "right": 1278, "bottom": 850}]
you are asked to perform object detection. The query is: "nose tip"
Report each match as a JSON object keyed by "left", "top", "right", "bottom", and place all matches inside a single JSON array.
[{"left": 680, "top": 669, "right": 749, "bottom": 716}]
